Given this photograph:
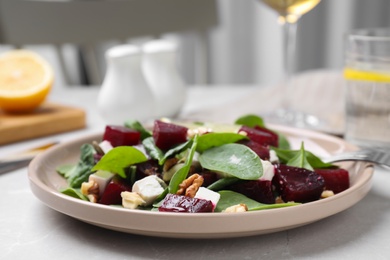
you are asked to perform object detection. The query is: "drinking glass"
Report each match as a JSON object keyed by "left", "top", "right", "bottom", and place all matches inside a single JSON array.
[
  {"left": 344, "top": 28, "right": 390, "bottom": 148},
  {"left": 257, "top": 0, "right": 322, "bottom": 128}
]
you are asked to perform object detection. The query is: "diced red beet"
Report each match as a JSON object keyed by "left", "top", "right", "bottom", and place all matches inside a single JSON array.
[
  {"left": 103, "top": 125, "right": 141, "bottom": 147},
  {"left": 229, "top": 180, "right": 275, "bottom": 204},
  {"left": 200, "top": 171, "right": 218, "bottom": 187},
  {"left": 239, "top": 125, "right": 278, "bottom": 147},
  {"left": 153, "top": 120, "right": 188, "bottom": 150},
  {"left": 158, "top": 194, "right": 213, "bottom": 213},
  {"left": 238, "top": 139, "right": 270, "bottom": 160},
  {"left": 314, "top": 168, "right": 350, "bottom": 194},
  {"left": 99, "top": 177, "right": 132, "bottom": 205},
  {"left": 135, "top": 159, "right": 161, "bottom": 180},
  {"left": 273, "top": 164, "right": 325, "bottom": 203}
]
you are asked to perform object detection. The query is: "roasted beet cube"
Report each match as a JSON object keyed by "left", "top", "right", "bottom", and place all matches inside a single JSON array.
[
  {"left": 273, "top": 164, "right": 325, "bottom": 203},
  {"left": 200, "top": 171, "right": 218, "bottom": 187},
  {"left": 229, "top": 180, "right": 275, "bottom": 204},
  {"left": 103, "top": 125, "right": 141, "bottom": 147},
  {"left": 99, "top": 177, "right": 132, "bottom": 205},
  {"left": 239, "top": 125, "right": 278, "bottom": 147},
  {"left": 158, "top": 194, "right": 213, "bottom": 213},
  {"left": 135, "top": 159, "right": 161, "bottom": 180},
  {"left": 153, "top": 120, "right": 188, "bottom": 150},
  {"left": 314, "top": 168, "right": 350, "bottom": 194},
  {"left": 238, "top": 139, "right": 270, "bottom": 160}
]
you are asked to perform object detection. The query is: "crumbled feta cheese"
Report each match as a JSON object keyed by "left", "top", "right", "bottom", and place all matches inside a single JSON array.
[
  {"left": 99, "top": 140, "right": 113, "bottom": 154},
  {"left": 259, "top": 160, "right": 275, "bottom": 181},
  {"left": 195, "top": 187, "right": 221, "bottom": 210},
  {"left": 132, "top": 175, "right": 166, "bottom": 206},
  {"left": 89, "top": 170, "right": 115, "bottom": 197}
]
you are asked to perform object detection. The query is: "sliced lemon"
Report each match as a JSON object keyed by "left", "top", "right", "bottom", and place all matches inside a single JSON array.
[
  {"left": 344, "top": 68, "right": 390, "bottom": 83},
  {"left": 0, "top": 49, "right": 54, "bottom": 113}
]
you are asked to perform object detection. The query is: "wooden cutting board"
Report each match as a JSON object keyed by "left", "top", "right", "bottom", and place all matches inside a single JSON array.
[{"left": 0, "top": 102, "right": 86, "bottom": 145}]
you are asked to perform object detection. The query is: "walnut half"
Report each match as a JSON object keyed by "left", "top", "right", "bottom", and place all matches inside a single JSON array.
[{"left": 176, "top": 174, "right": 204, "bottom": 198}]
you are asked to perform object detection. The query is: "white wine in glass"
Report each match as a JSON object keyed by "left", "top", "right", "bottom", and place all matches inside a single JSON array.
[{"left": 258, "top": 0, "right": 322, "bottom": 127}]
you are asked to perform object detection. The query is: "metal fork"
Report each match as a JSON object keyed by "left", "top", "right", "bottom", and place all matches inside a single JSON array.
[{"left": 324, "top": 148, "right": 390, "bottom": 167}]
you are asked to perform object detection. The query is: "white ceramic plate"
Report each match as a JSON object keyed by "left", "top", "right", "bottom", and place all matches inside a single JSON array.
[{"left": 28, "top": 125, "right": 374, "bottom": 239}]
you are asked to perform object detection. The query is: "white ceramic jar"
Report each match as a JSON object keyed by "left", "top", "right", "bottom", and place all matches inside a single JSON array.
[
  {"left": 97, "top": 44, "right": 155, "bottom": 124},
  {"left": 142, "top": 39, "right": 187, "bottom": 118}
]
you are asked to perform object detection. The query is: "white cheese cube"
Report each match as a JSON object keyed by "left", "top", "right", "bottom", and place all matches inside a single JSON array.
[
  {"left": 99, "top": 140, "right": 113, "bottom": 154},
  {"left": 195, "top": 187, "right": 220, "bottom": 210},
  {"left": 132, "top": 175, "right": 166, "bottom": 206},
  {"left": 88, "top": 170, "right": 115, "bottom": 197}
]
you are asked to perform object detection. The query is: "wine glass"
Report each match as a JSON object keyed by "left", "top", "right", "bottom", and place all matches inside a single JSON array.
[{"left": 257, "top": 0, "right": 322, "bottom": 128}]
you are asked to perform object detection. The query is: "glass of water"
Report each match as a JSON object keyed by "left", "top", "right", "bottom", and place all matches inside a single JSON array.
[{"left": 344, "top": 28, "right": 390, "bottom": 148}]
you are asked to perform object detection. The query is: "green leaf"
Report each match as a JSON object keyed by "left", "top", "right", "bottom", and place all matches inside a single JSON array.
[
  {"left": 215, "top": 190, "right": 299, "bottom": 212},
  {"left": 207, "top": 177, "right": 240, "bottom": 191},
  {"left": 287, "top": 142, "right": 313, "bottom": 170},
  {"left": 169, "top": 135, "right": 199, "bottom": 194},
  {"left": 276, "top": 132, "right": 290, "bottom": 149},
  {"left": 199, "top": 143, "right": 263, "bottom": 180},
  {"left": 143, "top": 137, "right": 193, "bottom": 165},
  {"left": 142, "top": 137, "right": 164, "bottom": 162},
  {"left": 67, "top": 144, "right": 95, "bottom": 188},
  {"left": 196, "top": 132, "right": 247, "bottom": 153},
  {"left": 162, "top": 139, "right": 193, "bottom": 164},
  {"left": 272, "top": 145, "right": 334, "bottom": 169},
  {"left": 124, "top": 119, "right": 152, "bottom": 140},
  {"left": 56, "top": 164, "right": 75, "bottom": 178},
  {"left": 92, "top": 146, "right": 148, "bottom": 178},
  {"left": 60, "top": 187, "right": 88, "bottom": 201},
  {"left": 234, "top": 114, "right": 265, "bottom": 128}
]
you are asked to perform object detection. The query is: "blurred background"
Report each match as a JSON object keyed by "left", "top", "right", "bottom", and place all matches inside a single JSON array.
[{"left": 1, "top": 0, "right": 390, "bottom": 88}]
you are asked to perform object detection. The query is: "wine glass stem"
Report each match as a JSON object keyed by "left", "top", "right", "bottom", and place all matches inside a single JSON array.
[{"left": 281, "top": 20, "right": 298, "bottom": 110}]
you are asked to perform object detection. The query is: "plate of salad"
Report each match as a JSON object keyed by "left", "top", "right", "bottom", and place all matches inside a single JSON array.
[{"left": 28, "top": 115, "right": 374, "bottom": 238}]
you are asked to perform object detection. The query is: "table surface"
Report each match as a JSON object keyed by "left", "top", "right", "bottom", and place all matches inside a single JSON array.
[{"left": 1, "top": 70, "right": 390, "bottom": 260}]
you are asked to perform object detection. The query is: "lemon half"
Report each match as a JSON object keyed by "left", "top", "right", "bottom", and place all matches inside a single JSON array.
[{"left": 0, "top": 50, "right": 54, "bottom": 113}]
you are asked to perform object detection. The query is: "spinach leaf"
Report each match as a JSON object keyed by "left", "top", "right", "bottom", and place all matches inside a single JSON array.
[
  {"left": 92, "top": 146, "right": 148, "bottom": 178},
  {"left": 234, "top": 114, "right": 265, "bottom": 128},
  {"left": 199, "top": 143, "right": 262, "bottom": 180},
  {"left": 276, "top": 133, "right": 290, "bottom": 150},
  {"left": 66, "top": 144, "right": 95, "bottom": 188},
  {"left": 215, "top": 190, "right": 300, "bottom": 212},
  {"left": 56, "top": 164, "right": 75, "bottom": 179},
  {"left": 169, "top": 135, "right": 199, "bottom": 194},
  {"left": 143, "top": 137, "right": 193, "bottom": 165},
  {"left": 287, "top": 142, "right": 313, "bottom": 170},
  {"left": 272, "top": 145, "right": 334, "bottom": 169},
  {"left": 162, "top": 139, "right": 193, "bottom": 164},
  {"left": 207, "top": 177, "right": 240, "bottom": 191},
  {"left": 124, "top": 119, "right": 152, "bottom": 140},
  {"left": 142, "top": 137, "right": 164, "bottom": 162},
  {"left": 60, "top": 187, "right": 88, "bottom": 201},
  {"left": 196, "top": 132, "right": 247, "bottom": 153}
]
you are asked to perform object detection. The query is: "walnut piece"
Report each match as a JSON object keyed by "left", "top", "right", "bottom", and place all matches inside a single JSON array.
[
  {"left": 121, "top": 191, "right": 146, "bottom": 209},
  {"left": 223, "top": 204, "right": 248, "bottom": 213},
  {"left": 321, "top": 190, "right": 335, "bottom": 198},
  {"left": 81, "top": 180, "right": 99, "bottom": 203},
  {"left": 176, "top": 173, "right": 204, "bottom": 198}
]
